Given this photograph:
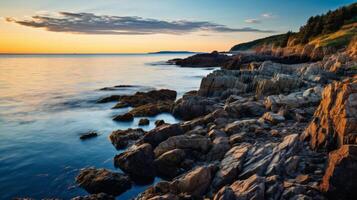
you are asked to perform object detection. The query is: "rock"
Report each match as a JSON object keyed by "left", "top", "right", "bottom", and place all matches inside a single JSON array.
[
  {"left": 214, "top": 174, "right": 265, "bottom": 200},
  {"left": 321, "top": 145, "right": 357, "bottom": 200},
  {"left": 80, "top": 131, "right": 98, "bottom": 140},
  {"left": 96, "top": 95, "right": 121, "bottom": 103},
  {"left": 224, "top": 119, "right": 261, "bottom": 135},
  {"left": 153, "top": 134, "right": 212, "bottom": 157},
  {"left": 113, "top": 113, "right": 134, "bottom": 122},
  {"left": 154, "top": 149, "right": 186, "bottom": 179},
  {"left": 129, "top": 101, "right": 174, "bottom": 117},
  {"left": 140, "top": 124, "right": 184, "bottom": 148},
  {"left": 304, "top": 76, "right": 357, "bottom": 151},
  {"left": 208, "top": 129, "right": 227, "bottom": 140},
  {"left": 114, "top": 143, "right": 155, "bottom": 182},
  {"left": 170, "top": 165, "right": 214, "bottom": 196},
  {"left": 71, "top": 193, "right": 115, "bottom": 200},
  {"left": 75, "top": 168, "right": 131, "bottom": 196},
  {"left": 224, "top": 101, "right": 266, "bottom": 119},
  {"left": 170, "top": 51, "right": 230, "bottom": 67},
  {"left": 138, "top": 118, "right": 150, "bottom": 126},
  {"left": 261, "top": 112, "right": 285, "bottom": 125},
  {"left": 212, "top": 143, "right": 251, "bottom": 190},
  {"left": 172, "top": 94, "right": 218, "bottom": 120},
  {"left": 155, "top": 120, "right": 165, "bottom": 127},
  {"left": 206, "top": 136, "right": 231, "bottom": 161},
  {"left": 109, "top": 128, "right": 145, "bottom": 149},
  {"left": 112, "top": 89, "right": 177, "bottom": 108}
]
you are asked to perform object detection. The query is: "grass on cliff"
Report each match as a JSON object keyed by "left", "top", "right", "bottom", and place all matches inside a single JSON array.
[{"left": 309, "top": 23, "right": 357, "bottom": 48}]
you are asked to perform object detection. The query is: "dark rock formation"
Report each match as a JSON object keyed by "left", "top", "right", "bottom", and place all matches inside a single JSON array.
[
  {"left": 138, "top": 118, "right": 150, "bottom": 126},
  {"left": 79, "top": 131, "right": 98, "bottom": 140},
  {"left": 75, "top": 168, "right": 131, "bottom": 196},
  {"left": 113, "top": 113, "right": 134, "bottom": 122},
  {"left": 109, "top": 128, "right": 145, "bottom": 149},
  {"left": 71, "top": 193, "right": 115, "bottom": 200},
  {"left": 169, "top": 51, "right": 230, "bottom": 67}
]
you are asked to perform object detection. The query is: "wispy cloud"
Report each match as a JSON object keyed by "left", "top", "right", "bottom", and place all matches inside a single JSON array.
[
  {"left": 261, "top": 13, "right": 274, "bottom": 19},
  {"left": 6, "top": 12, "right": 275, "bottom": 35},
  {"left": 244, "top": 19, "right": 261, "bottom": 24}
]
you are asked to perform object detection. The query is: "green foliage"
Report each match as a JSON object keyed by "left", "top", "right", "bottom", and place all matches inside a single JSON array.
[{"left": 230, "top": 33, "right": 292, "bottom": 51}]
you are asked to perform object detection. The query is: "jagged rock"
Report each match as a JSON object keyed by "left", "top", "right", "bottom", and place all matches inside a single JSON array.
[
  {"left": 212, "top": 143, "right": 251, "bottom": 190},
  {"left": 75, "top": 168, "right": 131, "bottom": 196},
  {"left": 208, "top": 129, "right": 227, "bottom": 140},
  {"left": 112, "top": 89, "right": 177, "bottom": 108},
  {"left": 304, "top": 76, "right": 357, "bottom": 151},
  {"left": 206, "top": 136, "right": 231, "bottom": 161},
  {"left": 153, "top": 134, "right": 211, "bottom": 157},
  {"left": 172, "top": 94, "right": 218, "bottom": 120},
  {"left": 114, "top": 143, "right": 155, "bottom": 182},
  {"left": 80, "top": 131, "right": 98, "bottom": 140},
  {"left": 71, "top": 193, "right": 115, "bottom": 200},
  {"left": 321, "top": 145, "right": 357, "bottom": 200},
  {"left": 214, "top": 174, "right": 265, "bottom": 200},
  {"left": 154, "top": 149, "right": 186, "bottom": 179},
  {"left": 113, "top": 113, "right": 134, "bottom": 122},
  {"left": 139, "top": 124, "right": 184, "bottom": 148},
  {"left": 155, "top": 120, "right": 165, "bottom": 127},
  {"left": 138, "top": 118, "right": 150, "bottom": 126},
  {"left": 224, "top": 101, "right": 266, "bottom": 118},
  {"left": 224, "top": 119, "right": 261, "bottom": 135},
  {"left": 170, "top": 51, "right": 230, "bottom": 67},
  {"left": 261, "top": 112, "right": 285, "bottom": 125},
  {"left": 109, "top": 128, "right": 145, "bottom": 149},
  {"left": 129, "top": 101, "right": 174, "bottom": 117}
]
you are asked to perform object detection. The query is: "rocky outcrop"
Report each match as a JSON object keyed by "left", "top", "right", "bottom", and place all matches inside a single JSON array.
[
  {"left": 109, "top": 128, "right": 145, "bottom": 149},
  {"left": 129, "top": 101, "right": 173, "bottom": 116},
  {"left": 72, "top": 193, "right": 115, "bottom": 200},
  {"left": 154, "top": 149, "right": 186, "bottom": 179},
  {"left": 169, "top": 51, "right": 230, "bottom": 67},
  {"left": 75, "top": 168, "right": 131, "bottom": 196},
  {"left": 139, "top": 124, "right": 184, "bottom": 148},
  {"left": 321, "top": 145, "right": 357, "bottom": 200},
  {"left": 304, "top": 76, "right": 357, "bottom": 151},
  {"left": 113, "top": 113, "right": 134, "bottom": 122},
  {"left": 114, "top": 143, "right": 155, "bottom": 182},
  {"left": 172, "top": 93, "right": 218, "bottom": 120}
]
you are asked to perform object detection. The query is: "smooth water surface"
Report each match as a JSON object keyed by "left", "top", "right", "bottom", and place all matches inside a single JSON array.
[{"left": 0, "top": 54, "right": 215, "bottom": 199}]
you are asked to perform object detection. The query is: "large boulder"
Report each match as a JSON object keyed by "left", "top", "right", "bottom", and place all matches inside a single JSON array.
[
  {"left": 112, "top": 89, "right": 177, "bottom": 108},
  {"left": 114, "top": 143, "right": 155, "bottom": 182},
  {"left": 153, "top": 134, "right": 212, "bottom": 157},
  {"left": 224, "top": 101, "right": 266, "bottom": 119},
  {"left": 172, "top": 94, "right": 218, "bottom": 120},
  {"left": 109, "top": 128, "right": 145, "bottom": 149},
  {"left": 139, "top": 124, "right": 184, "bottom": 148},
  {"left": 214, "top": 174, "right": 265, "bottom": 200},
  {"left": 304, "top": 76, "right": 357, "bottom": 151},
  {"left": 212, "top": 143, "right": 251, "bottom": 190},
  {"left": 129, "top": 101, "right": 174, "bottom": 117},
  {"left": 154, "top": 149, "right": 186, "bottom": 179},
  {"left": 75, "top": 168, "right": 131, "bottom": 196},
  {"left": 321, "top": 145, "right": 357, "bottom": 200}
]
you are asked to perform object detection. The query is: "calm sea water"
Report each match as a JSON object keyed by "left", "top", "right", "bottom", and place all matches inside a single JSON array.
[{"left": 0, "top": 54, "right": 215, "bottom": 199}]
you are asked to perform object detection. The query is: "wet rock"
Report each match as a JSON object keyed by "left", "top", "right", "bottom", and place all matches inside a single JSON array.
[
  {"left": 154, "top": 149, "right": 186, "bottom": 179},
  {"left": 321, "top": 145, "right": 357, "bottom": 200},
  {"left": 129, "top": 101, "right": 174, "bottom": 117},
  {"left": 80, "top": 131, "right": 98, "bottom": 140},
  {"left": 113, "top": 113, "right": 134, "bottom": 122},
  {"left": 212, "top": 143, "right": 251, "bottom": 190},
  {"left": 304, "top": 76, "right": 357, "bottom": 151},
  {"left": 140, "top": 124, "right": 184, "bottom": 148},
  {"left": 170, "top": 51, "right": 230, "bottom": 68},
  {"left": 75, "top": 168, "right": 131, "bottom": 196},
  {"left": 155, "top": 120, "right": 165, "bottom": 127},
  {"left": 154, "top": 134, "right": 211, "bottom": 157},
  {"left": 96, "top": 95, "right": 121, "bottom": 103},
  {"left": 138, "top": 118, "right": 150, "bottom": 126},
  {"left": 114, "top": 143, "right": 155, "bottom": 182},
  {"left": 109, "top": 128, "right": 145, "bottom": 149},
  {"left": 71, "top": 193, "right": 115, "bottom": 200},
  {"left": 172, "top": 94, "right": 218, "bottom": 120},
  {"left": 113, "top": 89, "right": 177, "bottom": 108}
]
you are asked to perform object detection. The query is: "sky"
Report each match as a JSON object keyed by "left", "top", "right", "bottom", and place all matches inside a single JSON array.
[{"left": 0, "top": 0, "right": 355, "bottom": 54}]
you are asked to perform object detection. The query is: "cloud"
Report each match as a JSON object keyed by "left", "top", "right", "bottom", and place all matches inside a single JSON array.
[
  {"left": 244, "top": 19, "right": 261, "bottom": 24},
  {"left": 6, "top": 12, "right": 275, "bottom": 35},
  {"left": 261, "top": 13, "right": 274, "bottom": 19}
]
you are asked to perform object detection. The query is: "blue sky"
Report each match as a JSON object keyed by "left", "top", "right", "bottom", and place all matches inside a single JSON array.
[{"left": 1, "top": 0, "right": 355, "bottom": 53}]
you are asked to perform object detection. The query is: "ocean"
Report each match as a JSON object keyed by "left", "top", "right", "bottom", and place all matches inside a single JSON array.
[{"left": 0, "top": 53, "right": 216, "bottom": 199}]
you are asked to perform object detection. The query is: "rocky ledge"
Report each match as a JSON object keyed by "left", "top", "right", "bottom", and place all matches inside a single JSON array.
[{"left": 70, "top": 47, "right": 356, "bottom": 199}]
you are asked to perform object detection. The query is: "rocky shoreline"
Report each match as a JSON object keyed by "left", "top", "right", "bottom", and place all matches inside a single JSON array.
[
  {"left": 17, "top": 42, "right": 356, "bottom": 200},
  {"left": 82, "top": 43, "right": 356, "bottom": 200}
]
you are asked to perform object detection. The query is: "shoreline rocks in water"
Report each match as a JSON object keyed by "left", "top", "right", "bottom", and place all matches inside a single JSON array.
[{"left": 79, "top": 131, "right": 98, "bottom": 140}]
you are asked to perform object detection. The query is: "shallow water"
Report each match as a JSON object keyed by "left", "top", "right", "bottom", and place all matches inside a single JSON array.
[{"left": 0, "top": 54, "right": 216, "bottom": 199}]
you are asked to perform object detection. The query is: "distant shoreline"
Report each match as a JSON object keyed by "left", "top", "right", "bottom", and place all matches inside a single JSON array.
[{"left": 0, "top": 51, "right": 197, "bottom": 56}]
